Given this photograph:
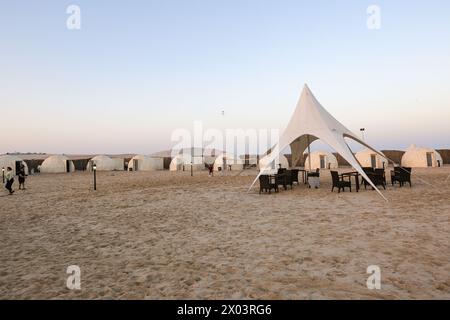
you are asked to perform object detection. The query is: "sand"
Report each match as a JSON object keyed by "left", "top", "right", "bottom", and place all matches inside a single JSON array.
[{"left": 1, "top": 167, "right": 449, "bottom": 299}]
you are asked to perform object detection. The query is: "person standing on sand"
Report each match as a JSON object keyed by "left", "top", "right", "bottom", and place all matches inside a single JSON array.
[
  {"left": 4, "top": 167, "right": 15, "bottom": 195},
  {"left": 208, "top": 164, "right": 213, "bottom": 176},
  {"left": 18, "top": 164, "right": 26, "bottom": 190}
]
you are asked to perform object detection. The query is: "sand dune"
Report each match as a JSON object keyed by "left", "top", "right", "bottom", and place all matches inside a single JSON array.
[{"left": 1, "top": 167, "right": 449, "bottom": 299}]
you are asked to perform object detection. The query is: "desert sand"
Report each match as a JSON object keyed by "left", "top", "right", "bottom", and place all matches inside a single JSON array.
[{"left": 1, "top": 167, "right": 449, "bottom": 299}]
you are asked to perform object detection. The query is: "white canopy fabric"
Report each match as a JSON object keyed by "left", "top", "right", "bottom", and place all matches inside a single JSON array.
[{"left": 250, "top": 84, "right": 389, "bottom": 201}]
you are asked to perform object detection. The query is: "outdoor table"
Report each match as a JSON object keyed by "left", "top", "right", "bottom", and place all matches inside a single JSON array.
[
  {"left": 340, "top": 171, "right": 360, "bottom": 192},
  {"left": 298, "top": 169, "right": 307, "bottom": 184}
]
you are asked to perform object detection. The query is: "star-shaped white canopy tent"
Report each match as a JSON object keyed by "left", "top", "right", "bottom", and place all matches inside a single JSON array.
[{"left": 250, "top": 84, "right": 390, "bottom": 201}]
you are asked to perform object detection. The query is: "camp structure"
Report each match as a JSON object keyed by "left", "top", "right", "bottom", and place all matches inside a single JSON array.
[
  {"left": 250, "top": 84, "right": 390, "bottom": 200},
  {"left": 213, "top": 153, "right": 244, "bottom": 171},
  {"left": 401, "top": 144, "right": 443, "bottom": 168},
  {"left": 240, "top": 154, "right": 259, "bottom": 168},
  {"left": 304, "top": 151, "right": 338, "bottom": 170},
  {"left": 111, "top": 157, "right": 125, "bottom": 171},
  {"left": 127, "top": 155, "right": 163, "bottom": 171},
  {"left": 0, "top": 155, "right": 29, "bottom": 175},
  {"left": 355, "top": 149, "right": 388, "bottom": 169},
  {"left": 168, "top": 147, "right": 218, "bottom": 171},
  {"left": 169, "top": 154, "right": 205, "bottom": 171},
  {"left": 258, "top": 154, "right": 289, "bottom": 171},
  {"left": 40, "top": 155, "right": 75, "bottom": 173},
  {"left": 86, "top": 155, "right": 124, "bottom": 171}
]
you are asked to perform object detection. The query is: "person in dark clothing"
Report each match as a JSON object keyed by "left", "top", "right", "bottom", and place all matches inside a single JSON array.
[
  {"left": 5, "top": 167, "right": 15, "bottom": 195},
  {"left": 208, "top": 164, "right": 214, "bottom": 176},
  {"left": 18, "top": 164, "right": 26, "bottom": 190}
]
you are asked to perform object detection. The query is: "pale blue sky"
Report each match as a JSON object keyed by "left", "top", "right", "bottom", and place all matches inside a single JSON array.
[{"left": 1, "top": 0, "right": 449, "bottom": 154}]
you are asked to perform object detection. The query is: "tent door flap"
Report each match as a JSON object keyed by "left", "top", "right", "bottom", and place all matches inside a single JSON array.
[
  {"left": 319, "top": 155, "right": 325, "bottom": 169},
  {"left": 426, "top": 153, "right": 433, "bottom": 167},
  {"left": 370, "top": 154, "right": 377, "bottom": 168},
  {"left": 15, "top": 161, "right": 21, "bottom": 175}
]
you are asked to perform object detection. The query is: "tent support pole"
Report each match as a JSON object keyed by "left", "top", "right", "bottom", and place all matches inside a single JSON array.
[{"left": 307, "top": 134, "right": 312, "bottom": 172}]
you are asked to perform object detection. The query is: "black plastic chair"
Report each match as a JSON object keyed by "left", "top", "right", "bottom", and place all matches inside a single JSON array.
[
  {"left": 259, "top": 175, "right": 278, "bottom": 194},
  {"left": 391, "top": 167, "right": 412, "bottom": 187},
  {"left": 363, "top": 169, "right": 386, "bottom": 190},
  {"left": 284, "top": 170, "right": 293, "bottom": 189},
  {"left": 291, "top": 169, "right": 299, "bottom": 185},
  {"left": 361, "top": 167, "right": 374, "bottom": 184},
  {"left": 275, "top": 173, "right": 287, "bottom": 190},
  {"left": 331, "top": 171, "right": 351, "bottom": 193}
]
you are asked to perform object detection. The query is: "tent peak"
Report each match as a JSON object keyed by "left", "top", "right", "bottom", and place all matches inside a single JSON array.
[{"left": 302, "top": 83, "right": 311, "bottom": 92}]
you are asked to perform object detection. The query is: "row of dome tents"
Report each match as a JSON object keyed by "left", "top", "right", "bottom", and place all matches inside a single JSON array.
[
  {"left": 168, "top": 145, "right": 445, "bottom": 171},
  {"left": 0, "top": 154, "right": 164, "bottom": 174},
  {"left": 0, "top": 145, "right": 445, "bottom": 176},
  {"left": 85, "top": 155, "right": 164, "bottom": 172},
  {"left": 0, "top": 154, "right": 73, "bottom": 174},
  {"left": 302, "top": 145, "right": 443, "bottom": 169},
  {"left": 169, "top": 153, "right": 214, "bottom": 171},
  {"left": 168, "top": 153, "right": 291, "bottom": 172}
]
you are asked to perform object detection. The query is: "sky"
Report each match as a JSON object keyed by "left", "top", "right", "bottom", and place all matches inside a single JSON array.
[{"left": 1, "top": 0, "right": 449, "bottom": 155}]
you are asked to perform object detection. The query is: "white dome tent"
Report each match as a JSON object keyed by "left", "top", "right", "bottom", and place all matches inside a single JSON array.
[
  {"left": 40, "top": 155, "right": 75, "bottom": 173},
  {"left": 213, "top": 153, "right": 244, "bottom": 171},
  {"left": 304, "top": 151, "right": 338, "bottom": 170},
  {"left": 86, "top": 155, "right": 123, "bottom": 171},
  {"left": 401, "top": 144, "right": 443, "bottom": 168},
  {"left": 240, "top": 154, "right": 259, "bottom": 167},
  {"left": 258, "top": 154, "right": 289, "bottom": 171},
  {"left": 128, "top": 155, "right": 163, "bottom": 171},
  {"left": 0, "top": 155, "right": 29, "bottom": 175},
  {"left": 355, "top": 149, "right": 388, "bottom": 168},
  {"left": 169, "top": 154, "right": 205, "bottom": 172},
  {"left": 112, "top": 157, "right": 125, "bottom": 171}
]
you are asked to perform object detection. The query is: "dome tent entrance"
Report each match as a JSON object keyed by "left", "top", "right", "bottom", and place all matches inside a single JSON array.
[
  {"left": 0, "top": 155, "right": 29, "bottom": 176},
  {"left": 304, "top": 151, "right": 338, "bottom": 170},
  {"left": 128, "top": 155, "right": 163, "bottom": 171},
  {"left": 213, "top": 153, "right": 244, "bottom": 171},
  {"left": 86, "top": 155, "right": 124, "bottom": 171},
  {"left": 355, "top": 149, "right": 388, "bottom": 169},
  {"left": 169, "top": 148, "right": 217, "bottom": 171},
  {"left": 250, "top": 85, "right": 391, "bottom": 201},
  {"left": 401, "top": 144, "right": 443, "bottom": 168}
]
